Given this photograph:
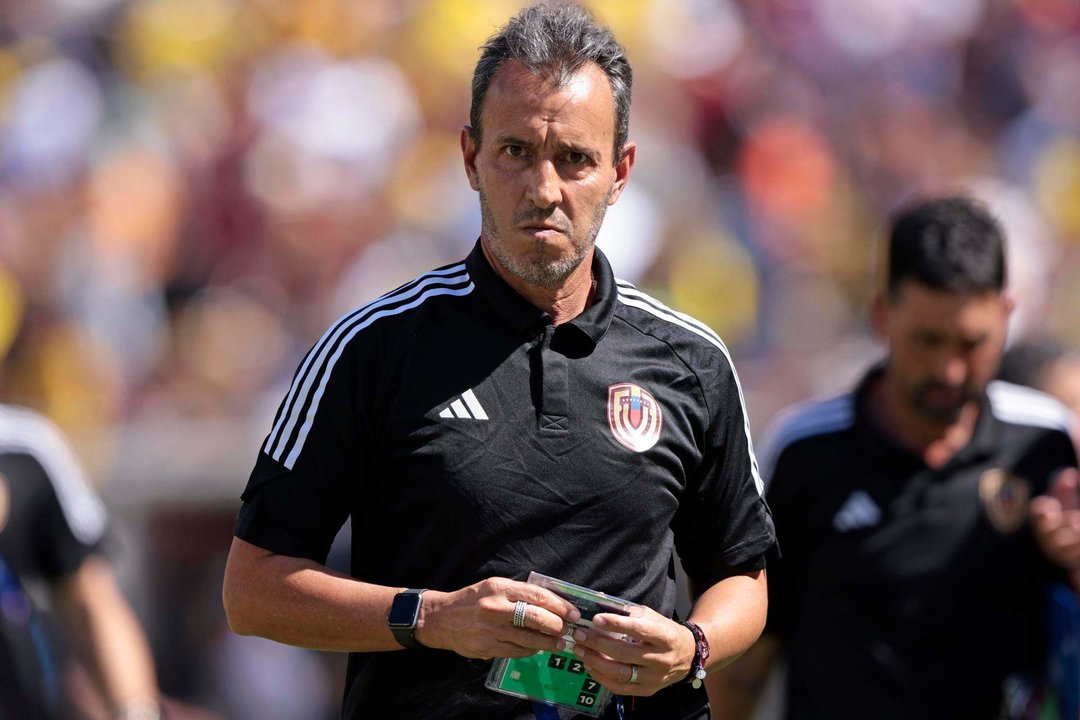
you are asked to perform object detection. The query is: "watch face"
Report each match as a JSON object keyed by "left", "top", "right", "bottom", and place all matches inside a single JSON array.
[{"left": 388, "top": 592, "right": 422, "bottom": 627}]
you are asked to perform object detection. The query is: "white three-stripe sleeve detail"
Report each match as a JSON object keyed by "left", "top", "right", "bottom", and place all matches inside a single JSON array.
[
  {"left": 756, "top": 397, "right": 855, "bottom": 487},
  {"left": 462, "top": 389, "right": 488, "bottom": 420},
  {"left": 450, "top": 400, "right": 471, "bottom": 419},
  {"left": 616, "top": 291, "right": 764, "bottom": 496},
  {"left": 264, "top": 265, "right": 467, "bottom": 459},
  {"left": 0, "top": 408, "right": 106, "bottom": 545},
  {"left": 282, "top": 283, "right": 475, "bottom": 469}
]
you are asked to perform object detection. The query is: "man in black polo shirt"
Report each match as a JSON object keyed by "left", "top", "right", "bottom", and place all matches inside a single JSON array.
[
  {"left": 222, "top": 3, "right": 775, "bottom": 719},
  {"left": 0, "top": 404, "right": 162, "bottom": 719},
  {"left": 709, "top": 197, "right": 1080, "bottom": 720}
]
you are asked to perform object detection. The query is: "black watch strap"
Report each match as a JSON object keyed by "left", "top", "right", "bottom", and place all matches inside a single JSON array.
[{"left": 388, "top": 588, "right": 427, "bottom": 649}]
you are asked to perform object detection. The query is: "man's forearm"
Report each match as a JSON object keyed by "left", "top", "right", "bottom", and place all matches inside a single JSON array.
[
  {"left": 688, "top": 569, "right": 768, "bottom": 672},
  {"left": 57, "top": 556, "right": 159, "bottom": 714},
  {"left": 223, "top": 537, "right": 406, "bottom": 652}
]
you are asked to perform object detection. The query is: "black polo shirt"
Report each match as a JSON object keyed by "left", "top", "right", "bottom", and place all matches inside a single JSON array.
[
  {"left": 762, "top": 366, "right": 1079, "bottom": 720},
  {"left": 235, "top": 241, "right": 776, "bottom": 719}
]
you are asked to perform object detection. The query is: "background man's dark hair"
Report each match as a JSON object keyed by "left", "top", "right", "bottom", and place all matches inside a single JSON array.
[
  {"left": 886, "top": 196, "right": 1007, "bottom": 301},
  {"left": 469, "top": 1, "right": 632, "bottom": 164},
  {"left": 998, "top": 337, "right": 1076, "bottom": 387}
]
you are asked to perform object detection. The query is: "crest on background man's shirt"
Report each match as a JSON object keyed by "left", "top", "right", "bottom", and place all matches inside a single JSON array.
[
  {"left": 607, "top": 383, "right": 663, "bottom": 452},
  {"left": 979, "top": 468, "right": 1030, "bottom": 534}
]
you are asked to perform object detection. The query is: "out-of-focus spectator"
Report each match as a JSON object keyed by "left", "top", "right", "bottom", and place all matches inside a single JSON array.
[{"left": 0, "top": 404, "right": 161, "bottom": 719}]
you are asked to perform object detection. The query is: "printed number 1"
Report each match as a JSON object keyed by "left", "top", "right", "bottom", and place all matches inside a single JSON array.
[{"left": 548, "top": 655, "right": 567, "bottom": 670}]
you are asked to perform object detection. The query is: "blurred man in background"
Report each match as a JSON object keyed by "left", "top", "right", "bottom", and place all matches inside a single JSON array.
[
  {"left": 223, "top": 2, "right": 775, "bottom": 718},
  {"left": 709, "top": 197, "right": 1080, "bottom": 719},
  {"left": 0, "top": 404, "right": 161, "bottom": 720},
  {"left": 1000, "top": 338, "right": 1080, "bottom": 450}
]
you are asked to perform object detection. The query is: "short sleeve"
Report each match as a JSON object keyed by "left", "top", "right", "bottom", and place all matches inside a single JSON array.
[
  {"left": 673, "top": 357, "right": 776, "bottom": 588},
  {"left": 0, "top": 409, "right": 107, "bottom": 582},
  {"left": 234, "top": 337, "right": 367, "bottom": 564}
]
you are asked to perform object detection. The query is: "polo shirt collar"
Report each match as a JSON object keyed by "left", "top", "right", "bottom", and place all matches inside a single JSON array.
[
  {"left": 465, "top": 239, "right": 617, "bottom": 347},
  {"left": 853, "top": 363, "right": 1000, "bottom": 466}
]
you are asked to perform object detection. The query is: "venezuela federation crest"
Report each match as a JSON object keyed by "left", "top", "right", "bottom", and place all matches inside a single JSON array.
[
  {"left": 978, "top": 468, "right": 1030, "bottom": 534},
  {"left": 607, "top": 383, "right": 663, "bottom": 452}
]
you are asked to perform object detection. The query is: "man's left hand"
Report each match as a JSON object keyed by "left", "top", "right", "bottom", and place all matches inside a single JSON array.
[
  {"left": 1031, "top": 468, "right": 1080, "bottom": 569},
  {"left": 568, "top": 605, "right": 696, "bottom": 697}
]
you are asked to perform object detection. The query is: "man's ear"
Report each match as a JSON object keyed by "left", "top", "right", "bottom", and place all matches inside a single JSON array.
[
  {"left": 607, "top": 141, "right": 636, "bottom": 205},
  {"left": 461, "top": 126, "right": 480, "bottom": 191}
]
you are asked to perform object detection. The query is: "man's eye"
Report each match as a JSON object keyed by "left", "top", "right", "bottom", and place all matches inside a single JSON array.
[
  {"left": 567, "top": 152, "right": 587, "bottom": 164},
  {"left": 505, "top": 145, "right": 525, "bottom": 157}
]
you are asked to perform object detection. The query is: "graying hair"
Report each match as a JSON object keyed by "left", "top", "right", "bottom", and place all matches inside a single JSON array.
[{"left": 469, "top": 2, "right": 632, "bottom": 163}]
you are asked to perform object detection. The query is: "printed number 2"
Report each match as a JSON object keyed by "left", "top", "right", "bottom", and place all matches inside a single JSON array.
[{"left": 568, "top": 659, "right": 585, "bottom": 674}]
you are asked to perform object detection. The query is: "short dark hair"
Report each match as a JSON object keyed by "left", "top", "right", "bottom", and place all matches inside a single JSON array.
[
  {"left": 469, "top": 1, "right": 632, "bottom": 163},
  {"left": 998, "top": 337, "right": 1074, "bottom": 388},
  {"left": 886, "top": 196, "right": 1007, "bottom": 301}
]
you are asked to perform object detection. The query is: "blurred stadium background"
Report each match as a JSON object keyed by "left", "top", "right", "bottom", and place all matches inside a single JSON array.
[{"left": 1, "top": 0, "right": 1079, "bottom": 717}]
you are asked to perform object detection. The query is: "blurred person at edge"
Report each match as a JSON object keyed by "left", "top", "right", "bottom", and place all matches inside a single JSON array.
[
  {"left": 0, "top": 404, "right": 162, "bottom": 720},
  {"left": 708, "top": 197, "right": 1080, "bottom": 720},
  {"left": 223, "top": 2, "right": 775, "bottom": 719},
  {"left": 999, "top": 338, "right": 1080, "bottom": 450}
]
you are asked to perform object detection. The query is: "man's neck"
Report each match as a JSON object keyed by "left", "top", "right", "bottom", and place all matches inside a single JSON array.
[
  {"left": 871, "top": 374, "right": 980, "bottom": 469},
  {"left": 481, "top": 242, "right": 597, "bottom": 325}
]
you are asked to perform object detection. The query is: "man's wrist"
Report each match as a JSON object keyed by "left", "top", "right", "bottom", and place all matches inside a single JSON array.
[{"left": 678, "top": 620, "right": 710, "bottom": 688}]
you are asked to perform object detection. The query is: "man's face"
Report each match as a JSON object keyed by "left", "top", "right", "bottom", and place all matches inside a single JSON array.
[
  {"left": 877, "top": 281, "right": 1011, "bottom": 425},
  {"left": 461, "top": 60, "right": 634, "bottom": 289}
]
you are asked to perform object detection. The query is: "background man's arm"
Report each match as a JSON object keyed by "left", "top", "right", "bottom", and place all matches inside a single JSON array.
[
  {"left": 222, "top": 536, "right": 579, "bottom": 658},
  {"left": 55, "top": 555, "right": 160, "bottom": 718},
  {"left": 705, "top": 634, "right": 780, "bottom": 720}
]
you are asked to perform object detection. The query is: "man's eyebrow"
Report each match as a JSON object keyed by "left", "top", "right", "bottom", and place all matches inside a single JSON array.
[
  {"left": 493, "top": 134, "right": 536, "bottom": 148},
  {"left": 557, "top": 141, "right": 601, "bottom": 159}
]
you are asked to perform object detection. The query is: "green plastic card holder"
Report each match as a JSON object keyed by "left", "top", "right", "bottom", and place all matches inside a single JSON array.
[{"left": 484, "top": 573, "right": 635, "bottom": 717}]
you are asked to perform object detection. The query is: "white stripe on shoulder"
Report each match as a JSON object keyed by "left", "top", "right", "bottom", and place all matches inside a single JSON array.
[
  {"left": 275, "top": 274, "right": 476, "bottom": 470},
  {"left": 987, "top": 380, "right": 1077, "bottom": 434},
  {"left": 615, "top": 281, "right": 763, "bottom": 496},
  {"left": 0, "top": 406, "right": 106, "bottom": 545},
  {"left": 757, "top": 393, "right": 856, "bottom": 489},
  {"left": 264, "top": 263, "right": 469, "bottom": 463}
]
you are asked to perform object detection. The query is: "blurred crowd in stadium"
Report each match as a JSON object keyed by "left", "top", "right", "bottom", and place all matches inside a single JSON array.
[{"left": 1, "top": 0, "right": 1079, "bottom": 718}]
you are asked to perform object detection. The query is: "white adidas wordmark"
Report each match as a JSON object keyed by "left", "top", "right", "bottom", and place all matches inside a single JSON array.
[
  {"left": 833, "top": 490, "right": 881, "bottom": 532},
  {"left": 439, "top": 388, "right": 489, "bottom": 421}
]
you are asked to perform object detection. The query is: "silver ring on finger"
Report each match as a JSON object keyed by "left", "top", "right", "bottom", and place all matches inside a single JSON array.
[
  {"left": 628, "top": 664, "right": 639, "bottom": 684},
  {"left": 512, "top": 600, "right": 529, "bottom": 628}
]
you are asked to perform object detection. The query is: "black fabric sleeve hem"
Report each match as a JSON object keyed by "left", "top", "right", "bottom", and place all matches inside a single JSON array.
[
  {"left": 683, "top": 531, "right": 776, "bottom": 589},
  {"left": 234, "top": 495, "right": 332, "bottom": 564}
]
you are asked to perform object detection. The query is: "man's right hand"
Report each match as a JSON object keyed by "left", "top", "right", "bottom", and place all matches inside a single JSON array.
[{"left": 413, "top": 577, "right": 581, "bottom": 659}]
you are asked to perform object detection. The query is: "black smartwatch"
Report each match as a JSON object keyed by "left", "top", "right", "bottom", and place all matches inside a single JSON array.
[{"left": 387, "top": 588, "right": 427, "bottom": 649}]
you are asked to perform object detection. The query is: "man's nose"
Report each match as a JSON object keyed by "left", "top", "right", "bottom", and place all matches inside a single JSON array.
[
  {"left": 525, "top": 159, "right": 562, "bottom": 208},
  {"left": 939, "top": 354, "right": 968, "bottom": 386}
]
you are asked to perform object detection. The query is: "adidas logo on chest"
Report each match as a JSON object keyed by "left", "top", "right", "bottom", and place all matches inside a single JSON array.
[
  {"left": 833, "top": 490, "right": 882, "bottom": 532},
  {"left": 438, "top": 388, "right": 489, "bottom": 421}
]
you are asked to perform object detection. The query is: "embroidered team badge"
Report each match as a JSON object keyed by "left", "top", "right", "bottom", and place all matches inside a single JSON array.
[
  {"left": 978, "top": 468, "right": 1030, "bottom": 534},
  {"left": 607, "top": 383, "right": 663, "bottom": 452}
]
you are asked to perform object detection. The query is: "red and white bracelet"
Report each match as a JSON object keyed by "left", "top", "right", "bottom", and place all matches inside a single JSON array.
[{"left": 679, "top": 620, "right": 710, "bottom": 689}]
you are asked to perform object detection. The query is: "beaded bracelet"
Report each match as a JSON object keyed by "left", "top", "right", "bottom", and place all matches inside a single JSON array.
[{"left": 679, "top": 620, "right": 710, "bottom": 689}]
